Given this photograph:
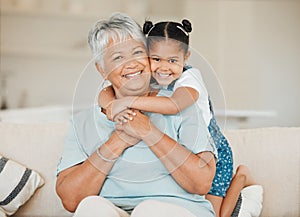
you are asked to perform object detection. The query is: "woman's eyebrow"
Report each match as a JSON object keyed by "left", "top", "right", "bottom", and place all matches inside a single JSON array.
[
  {"left": 132, "top": 45, "right": 144, "bottom": 51},
  {"left": 109, "top": 51, "right": 122, "bottom": 57}
]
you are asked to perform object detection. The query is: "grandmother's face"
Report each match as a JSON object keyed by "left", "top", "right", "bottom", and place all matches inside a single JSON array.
[{"left": 99, "top": 39, "right": 151, "bottom": 98}]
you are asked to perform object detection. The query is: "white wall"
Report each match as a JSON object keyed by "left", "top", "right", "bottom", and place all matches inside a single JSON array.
[{"left": 1, "top": 0, "right": 299, "bottom": 128}]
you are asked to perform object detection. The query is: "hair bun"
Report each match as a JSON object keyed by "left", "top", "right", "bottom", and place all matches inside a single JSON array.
[
  {"left": 182, "top": 19, "right": 192, "bottom": 33},
  {"left": 143, "top": 20, "right": 154, "bottom": 34}
]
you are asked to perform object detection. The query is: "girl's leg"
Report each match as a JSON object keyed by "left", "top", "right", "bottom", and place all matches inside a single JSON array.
[
  {"left": 220, "top": 165, "right": 257, "bottom": 217},
  {"left": 205, "top": 194, "right": 223, "bottom": 217},
  {"left": 73, "top": 196, "right": 130, "bottom": 217}
]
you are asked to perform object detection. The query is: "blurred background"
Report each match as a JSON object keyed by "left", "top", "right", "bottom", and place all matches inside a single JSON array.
[{"left": 0, "top": 0, "right": 299, "bottom": 128}]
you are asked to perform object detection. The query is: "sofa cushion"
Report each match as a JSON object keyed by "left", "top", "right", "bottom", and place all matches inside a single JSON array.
[
  {"left": 0, "top": 122, "right": 72, "bottom": 217},
  {"left": 0, "top": 122, "right": 299, "bottom": 217},
  {"left": 0, "top": 155, "right": 44, "bottom": 216},
  {"left": 0, "top": 210, "right": 6, "bottom": 217},
  {"left": 224, "top": 127, "right": 300, "bottom": 217}
]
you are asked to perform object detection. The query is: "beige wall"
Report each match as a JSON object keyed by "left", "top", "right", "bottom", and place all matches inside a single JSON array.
[
  {"left": 1, "top": 0, "right": 299, "bottom": 128},
  {"left": 185, "top": 0, "right": 300, "bottom": 127}
]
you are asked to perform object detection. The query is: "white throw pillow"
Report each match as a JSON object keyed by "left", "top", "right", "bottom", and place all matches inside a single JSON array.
[
  {"left": 0, "top": 209, "right": 7, "bottom": 217},
  {"left": 0, "top": 155, "right": 44, "bottom": 216},
  {"left": 231, "top": 185, "right": 263, "bottom": 217}
]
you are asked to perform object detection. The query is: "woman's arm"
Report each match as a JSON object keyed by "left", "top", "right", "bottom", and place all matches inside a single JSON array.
[
  {"left": 56, "top": 131, "right": 137, "bottom": 212},
  {"left": 145, "top": 130, "right": 216, "bottom": 194},
  {"left": 118, "top": 111, "right": 216, "bottom": 195}
]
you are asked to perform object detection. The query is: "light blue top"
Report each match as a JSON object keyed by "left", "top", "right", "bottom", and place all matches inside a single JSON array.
[{"left": 57, "top": 89, "right": 216, "bottom": 216}]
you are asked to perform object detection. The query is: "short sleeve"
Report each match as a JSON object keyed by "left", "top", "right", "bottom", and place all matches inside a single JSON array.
[
  {"left": 174, "top": 67, "right": 207, "bottom": 95},
  {"left": 56, "top": 121, "right": 87, "bottom": 175},
  {"left": 174, "top": 67, "right": 212, "bottom": 126}
]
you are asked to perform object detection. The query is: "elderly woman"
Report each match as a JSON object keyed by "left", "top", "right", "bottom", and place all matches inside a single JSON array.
[{"left": 55, "top": 13, "right": 217, "bottom": 217}]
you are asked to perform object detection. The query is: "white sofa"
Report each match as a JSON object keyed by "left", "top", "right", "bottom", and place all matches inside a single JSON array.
[{"left": 0, "top": 121, "right": 299, "bottom": 217}]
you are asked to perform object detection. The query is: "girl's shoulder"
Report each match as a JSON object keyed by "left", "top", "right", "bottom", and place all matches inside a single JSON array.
[
  {"left": 183, "top": 65, "right": 193, "bottom": 72},
  {"left": 182, "top": 65, "right": 203, "bottom": 80}
]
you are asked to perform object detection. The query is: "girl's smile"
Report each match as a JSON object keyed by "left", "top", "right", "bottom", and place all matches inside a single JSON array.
[{"left": 149, "top": 39, "right": 190, "bottom": 86}]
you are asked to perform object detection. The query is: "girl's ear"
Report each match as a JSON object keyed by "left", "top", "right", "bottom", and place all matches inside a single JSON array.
[
  {"left": 184, "top": 51, "right": 191, "bottom": 63},
  {"left": 95, "top": 62, "right": 106, "bottom": 78}
]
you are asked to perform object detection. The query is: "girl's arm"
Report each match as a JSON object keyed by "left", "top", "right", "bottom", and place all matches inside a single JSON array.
[
  {"left": 130, "top": 86, "right": 199, "bottom": 114},
  {"left": 98, "top": 86, "right": 115, "bottom": 109},
  {"left": 104, "top": 86, "right": 198, "bottom": 122}
]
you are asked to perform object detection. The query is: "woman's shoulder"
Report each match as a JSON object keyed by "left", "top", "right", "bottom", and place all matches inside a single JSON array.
[
  {"left": 72, "top": 107, "right": 94, "bottom": 119},
  {"left": 72, "top": 106, "right": 107, "bottom": 125}
]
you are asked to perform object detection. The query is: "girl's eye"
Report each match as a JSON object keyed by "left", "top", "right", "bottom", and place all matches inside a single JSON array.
[
  {"left": 152, "top": 57, "right": 160, "bottom": 62},
  {"left": 169, "top": 59, "right": 177, "bottom": 63}
]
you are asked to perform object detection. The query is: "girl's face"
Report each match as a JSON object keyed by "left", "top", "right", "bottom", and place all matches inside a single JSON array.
[{"left": 149, "top": 39, "right": 190, "bottom": 86}]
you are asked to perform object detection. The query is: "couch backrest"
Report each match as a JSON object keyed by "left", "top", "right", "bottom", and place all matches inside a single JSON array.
[
  {"left": 0, "top": 122, "right": 72, "bottom": 217},
  {"left": 225, "top": 127, "right": 300, "bottom": 217},
  {"left": 0, "top": 122, "right": 299, "bottom": 217}
]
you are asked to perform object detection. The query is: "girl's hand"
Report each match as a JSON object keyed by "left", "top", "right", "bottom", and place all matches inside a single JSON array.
[
  {"left": 113, "top": 109, "right": 137, "bottom": 124},
  {"left": 106, "top": 97, "right": 135, "bottom": 121}
]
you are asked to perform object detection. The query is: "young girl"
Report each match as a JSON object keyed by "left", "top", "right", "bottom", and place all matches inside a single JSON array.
[{"left": 98, "top": 19, "right": 262, "bottom": 217}]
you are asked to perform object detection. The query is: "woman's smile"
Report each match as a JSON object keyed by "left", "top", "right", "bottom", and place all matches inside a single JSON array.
[{"left": 122, "top": 70, "right": 143, "bottom": 79}]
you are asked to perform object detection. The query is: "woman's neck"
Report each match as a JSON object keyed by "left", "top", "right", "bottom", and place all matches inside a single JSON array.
[{"left": 115, "top": 88, "right": 151, "bottom": 99}]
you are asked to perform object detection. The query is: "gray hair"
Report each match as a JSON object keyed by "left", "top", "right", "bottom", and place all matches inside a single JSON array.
[{"left": 88, "top": 13, "right": 146, "bottom": 66}]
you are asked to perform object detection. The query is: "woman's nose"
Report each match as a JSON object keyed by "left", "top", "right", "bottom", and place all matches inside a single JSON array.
[{"left": 125, "top": 59, "right": 139, "bottom": 69}]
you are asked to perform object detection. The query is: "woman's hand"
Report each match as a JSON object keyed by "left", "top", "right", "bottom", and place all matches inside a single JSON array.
[
  {"left": 116, "top": 110, "right": 152, "bottom": 140},
  {"left": 114, "top": 127, "right": 141, "bottom": 148},
  {"left": 114, "top": 109, "right": 141, "bottom": 147}
]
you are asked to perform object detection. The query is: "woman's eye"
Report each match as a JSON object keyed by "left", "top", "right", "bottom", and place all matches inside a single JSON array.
[
  {"left": 112, "top": 56, "right": 123, "bottom": 61},
  {"left": 133, "top": 50, "right": 144, "bottom": 55}
]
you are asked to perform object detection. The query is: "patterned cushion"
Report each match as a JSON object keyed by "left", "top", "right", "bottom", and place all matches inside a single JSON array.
[{"left": 0, "top": 155, "right": 44, "bottom": 216}]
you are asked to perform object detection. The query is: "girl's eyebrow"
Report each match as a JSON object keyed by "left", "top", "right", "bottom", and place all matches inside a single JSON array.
[
  {"left": 150, "top": 53, "right": 179, "bottom": 59},
  {"left": 150, "top": 54, "right": 160, "bottom": 57}
]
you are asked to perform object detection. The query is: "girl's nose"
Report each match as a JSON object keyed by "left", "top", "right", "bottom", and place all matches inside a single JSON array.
[{"left": 159, "top": 61, "right": 170, "bottom": 72}]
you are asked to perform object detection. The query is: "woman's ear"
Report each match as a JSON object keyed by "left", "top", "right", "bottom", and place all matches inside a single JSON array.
[{"left": 95, "top": 62, "right": 106, "bottom": 78}]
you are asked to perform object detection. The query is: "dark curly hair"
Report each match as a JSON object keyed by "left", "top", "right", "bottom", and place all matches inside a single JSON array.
[{"left": 143, "top": 19, "right": 192, "bottom": 54}]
